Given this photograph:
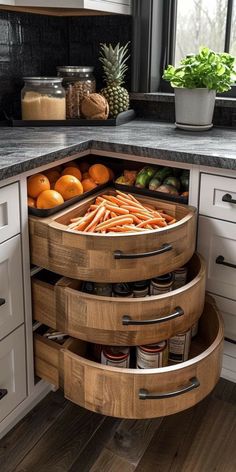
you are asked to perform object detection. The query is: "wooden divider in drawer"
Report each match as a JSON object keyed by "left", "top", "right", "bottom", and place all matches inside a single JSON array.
[
  {"left": 29, "top": 188, "right": 197, "bottom": 283},
  {"left": 32, "top": 253, "right": 206, "bottom": 346}
]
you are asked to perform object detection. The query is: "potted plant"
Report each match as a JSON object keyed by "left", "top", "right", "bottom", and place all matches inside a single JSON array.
[{"left": 163, "top": 47, "right": 236, "bottom": 130}]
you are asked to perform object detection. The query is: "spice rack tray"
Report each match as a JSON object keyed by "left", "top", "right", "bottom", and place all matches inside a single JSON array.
[
  {"left": 8, "top": 110, "right": 136, "bottom": 127},
  {"left": 114, "top": 181, "right": 188, "bottom": 205}
]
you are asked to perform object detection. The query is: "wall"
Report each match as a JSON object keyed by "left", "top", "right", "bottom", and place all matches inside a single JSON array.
[{"left": 0, "top": 10, "right": 132, "bottom": 119}]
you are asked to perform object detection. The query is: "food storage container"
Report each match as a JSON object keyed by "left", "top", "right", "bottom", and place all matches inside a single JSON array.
[
  {"left": 21, "top": 77, "right": 66, "bottom": 120},
  {"left": 57, "top": 66, "right": 96, "bottom": 118}
]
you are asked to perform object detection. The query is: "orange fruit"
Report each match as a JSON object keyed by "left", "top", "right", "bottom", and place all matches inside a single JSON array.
[
  {"left": 36, "top": 190, "right": 64, "bottom": 209},
  {"left": 89, "top": 164, "right": 110, "bottom": 184},
  {"left": 82, "top": 178, "right": 97, "bottom": 192},
  {"left": 44, "top": 169, "right": 61, "bottom": 187},
  {"left": 27, "top": 173, "right": 50, "bottom": 198},
  {"left": 61, "top": 166, "right": 82, "bottom": 181},
  {"left": 79, "top": 161, "right": 90, "bottom": 173},
  {"left": 54, "top": 175, "right": 83, "bottom": 201},
  {"left": 27, "top": 196, "right": 36, "bottom": 208}
]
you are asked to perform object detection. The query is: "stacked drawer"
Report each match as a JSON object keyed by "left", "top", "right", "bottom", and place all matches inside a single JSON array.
[
  {"left": 0, "top": 183, "right": 26, "bottom": 423},
  {"left": 30, "top": 188, "right": 224, "bottom": 419},
  {"left": 198, "top": 173, "right": 236, "bottom": 381}
]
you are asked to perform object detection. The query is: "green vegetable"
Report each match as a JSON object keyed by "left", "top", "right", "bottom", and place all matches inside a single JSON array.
[
  {"left": 163, "top": 46, "right": 236, "bottom": 93},
  {"left": 153, "top": 167, "right": 172, "bottom": 182},
  {"left": 149, "top": 177, "right": 162, "bottom": 191},
  {"left": 180, "top": 173, "right": 189, "bottom": 190},
  {"left": 115, "top": 175, "right": 132, "bottom": 185},
  {"left": 135, "top": 167, "right": 156, "bottom": 188},
  {"left": 157, "top": 184, "right": 179, "bottom": 195},
  {"left": 163, "top": 176, "right": 181, "bottom": 191}
]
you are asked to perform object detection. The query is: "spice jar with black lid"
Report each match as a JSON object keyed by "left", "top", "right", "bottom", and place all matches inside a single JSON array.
[
  {"left": 112, "top": 283, "right": 134, "bottom": 298},
  {"left": 57, "top": 66, "right": 96, "bottom": 118}
]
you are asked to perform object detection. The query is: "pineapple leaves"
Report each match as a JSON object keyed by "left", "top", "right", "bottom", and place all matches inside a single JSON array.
[{"left": 99, "top": 42, "right": 130, "bottom": 86}]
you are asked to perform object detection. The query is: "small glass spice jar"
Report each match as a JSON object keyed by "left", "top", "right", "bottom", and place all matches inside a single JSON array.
[
  {"left": 136, "top": 341, "right": 168, "bottom": 369},
  {"left": 21, "top": 77, "right": 66, "bottom": 120},
  {"left": 132, "top": 280, "right": 150, "bottom": 297},
  {"left": 93, "top": 283, "right": 113, "bottom": 297},
  {"left": 112, "top": 283, "right": 134, "bottom": 298},
  {"left": 150, "top": 273, "right": 174, "bottom": 296},
  {"left": 57, "top": 66, "right": 96, "bottom": 118}
]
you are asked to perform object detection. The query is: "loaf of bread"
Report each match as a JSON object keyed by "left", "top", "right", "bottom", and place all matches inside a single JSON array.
[{"left": 81, "top": 93, "right": 109, "bottom": 120}]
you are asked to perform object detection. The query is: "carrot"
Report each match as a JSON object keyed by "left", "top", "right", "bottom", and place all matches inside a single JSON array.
[
  {"left": 72, "top": 207, "right": 99, "bottom": 231},
  {"left": 101, "top": 195, "right": 121, "bottom": 206},
  {"left": 120, "top": 205, "right": 151, "bottom": 214},
  {"left": 94, "top": 216, "right": 133, "bottom": 232},
  {"left": 159, "top": 212, "right": 175, "bottom": 222},
  {"left": 134, "top": 213, "right": 151, "bottom": 221},
  {"left": 137, "top": 218, "right": 167, "bottom": 228},
  {"left": 105, "top": 204, "right": 129, "bottom": 215},
  {"left": 116, "top": 189, "right": 133, "bottom": 200},
  {"left": 84, "top": 206, "right": 106, "bottom": 232}
]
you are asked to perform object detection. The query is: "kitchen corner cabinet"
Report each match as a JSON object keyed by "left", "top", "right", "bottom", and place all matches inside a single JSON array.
[{"left": 0, "top": 0, "right": 131, "bottom": 15}]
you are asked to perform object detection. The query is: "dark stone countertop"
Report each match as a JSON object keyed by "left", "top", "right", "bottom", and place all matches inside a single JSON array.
[{"left": 0, "top": 120, "right": 236, "bottom": 181}]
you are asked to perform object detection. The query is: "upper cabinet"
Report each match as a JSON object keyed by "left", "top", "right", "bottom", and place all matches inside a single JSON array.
[{"left": 0, "top": 0, "right": 132, "bottom": 15}]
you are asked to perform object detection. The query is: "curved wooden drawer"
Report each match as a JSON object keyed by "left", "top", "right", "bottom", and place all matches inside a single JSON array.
[
  {"left": 34, "top": 297, "right": 224, "bottom": 419},
  {"left": 29, "top": 188, "right": 197, "bottom": 282},
  {"left": 32, "top": 253, "right": 206, "bottom": 345}
]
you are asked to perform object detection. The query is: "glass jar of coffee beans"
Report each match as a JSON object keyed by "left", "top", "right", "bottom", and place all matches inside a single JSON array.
[{"left": 57, "top": 66, "right": 96, "bottom": 118}]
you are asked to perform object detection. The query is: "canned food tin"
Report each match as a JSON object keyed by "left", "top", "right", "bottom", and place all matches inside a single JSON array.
[
  {"left": 101, "top": 346, "right": 130, "bottom": 368},
  {"left": 112, "top": 283, "right": 134, "bottom": 298},
  {"left": 173, "top": 266, "right": 188, "bottom": 290},
  {"left": 93, "top": 283, "right": 112, "bottom": 297},
  {"left": 168, "top": 329, "right": 191, "bottom": 363},
  {"left": 132, "top": 280, "right": 150, "bottom": 298},
  {"left": 136, "top": 341, "right": 168, "bottom": 369},
  {"left": 150, "top": 273, "right": 173, "bottom": 295}
]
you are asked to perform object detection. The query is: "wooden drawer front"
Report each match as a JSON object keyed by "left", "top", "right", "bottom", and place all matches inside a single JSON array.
[
  {"left": 0, "top": 325, "right": 27, "bottom": 423},
  {"left": 63, "top": 299, "right": 224, "bottom": 419},
  {"left": 0, "top": 183, "right": 20, "bottom": 244},
  {"left": 29, "top": 190, "right": 197, "bottom": 282},
  {"left": 210, "top": 294, "right": 236, "bottom": 341},
  {"left": 0, "top": 235, "right": 24, "bottom": 340},
  {"left": 198, "top": 216, "right": 236, "bottom": 300},
  {"left": 199, "top": 174, "right": 236, "bottom": 223},
  {"left": 32, "top": 254, "right": 206, "bottom": 346}
]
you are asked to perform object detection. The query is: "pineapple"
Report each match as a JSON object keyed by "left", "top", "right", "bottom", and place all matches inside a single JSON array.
[{"left": 99, "top": 42, "right": 130, "bottom": 118}]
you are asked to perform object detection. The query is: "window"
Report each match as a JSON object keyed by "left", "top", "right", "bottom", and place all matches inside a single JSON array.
[{"left": 132, "top": 0, "right": 236, "bottom": 96}]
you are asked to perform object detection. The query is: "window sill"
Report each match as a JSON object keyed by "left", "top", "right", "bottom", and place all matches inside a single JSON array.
[{"left": 130, "top": 92, "right": 236, "bottom": 109}]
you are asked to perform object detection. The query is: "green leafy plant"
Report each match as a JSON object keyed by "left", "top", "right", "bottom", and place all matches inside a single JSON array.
[{"left": 163, "top": 47, "right": 236, "bottom": 92}]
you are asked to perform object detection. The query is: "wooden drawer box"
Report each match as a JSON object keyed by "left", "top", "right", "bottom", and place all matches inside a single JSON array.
[
  {"left": 199, "top": 173, "right": 236, "bottom": 223},
  {"left": 198, "top": 216, "right": 236, "bottom": 301},
  {"left": 0, "top": 235, "right": 24, "bottom": 340},
  {"left": 34, "top": 298, "right": 224, "bottom": 419},
  {"left": 32, "top": 253, "right": 206, "bottom": 346},
  {"left": 0, "top": 183, "right": 20, "bottom": 244},
  {"left": 0, "top": 325, "right": 27, "bottom": 423},
  {"left": 29, "top": 188, "right": 197, "bottom": 283}
]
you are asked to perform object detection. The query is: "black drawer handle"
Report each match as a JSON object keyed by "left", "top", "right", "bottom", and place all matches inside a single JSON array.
[
  {"left": 222, "top": 193, "right": 236, "bottom": 204},
  {"left": 139, "top": 377, "right": 200, "bottom": 400},
  {"left": 0, "top": 298, "right": 6, "bottom": 307},
  {"left": 0, "top": 389, "right": 8, "bottom": 400},
  {"left": 216, "top": 255, "right": 236, "bottom": 269},
  {"left": 114, "top": 243, "right": 172, "bottom": 260},
  {"left": 122, "top": 306, "right": 184, "bottom": 326}
]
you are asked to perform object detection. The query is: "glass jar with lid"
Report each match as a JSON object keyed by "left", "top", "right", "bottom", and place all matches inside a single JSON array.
[
  {"left": 21, "top": 77, "right": 66, "bottom": 121},
  {"left": 57, "top": 66, "right": 96, "bottom": 119}
]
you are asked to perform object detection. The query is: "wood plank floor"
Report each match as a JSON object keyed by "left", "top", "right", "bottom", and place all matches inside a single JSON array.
[{"left": 0, "top": 378, "right": 236, "bottom": 472}]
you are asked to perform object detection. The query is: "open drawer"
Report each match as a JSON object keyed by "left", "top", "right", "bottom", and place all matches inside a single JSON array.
[
  {"left": 32, "top": 253, "right": 206, "bottom": 345},
  {"left": 29, "top": 188, "right": 197, "bottom": 283},
  {"left": 34, "top": 297, "right": 224, "bottom": 419}
]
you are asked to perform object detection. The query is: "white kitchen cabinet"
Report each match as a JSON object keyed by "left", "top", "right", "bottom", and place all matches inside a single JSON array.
[
  {"left": 0, "top": 235, "right": 24, "bottom": 340},
  {"left": 0, "top": 183, "right": 20, "bottom": 244},
  {"left": 211, "top": 294, "right": 236, "bottom": 341},
  {"left": 199, "top": 173, "right": 236, "bottom": 223},
  {"left": 0, "top": 0, "right": 131, "bottom": 14},
  {"left": 0, "top": 325, "right": 27, "bottom": 423}
]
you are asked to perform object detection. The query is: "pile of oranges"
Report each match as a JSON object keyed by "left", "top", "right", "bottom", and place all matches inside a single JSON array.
[{"left": 27, "top": 161, "right": 114, "bottom": 209}]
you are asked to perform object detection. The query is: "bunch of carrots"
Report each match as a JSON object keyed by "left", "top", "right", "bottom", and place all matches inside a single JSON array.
[{"left": 68, "top": 190, "right": 177, "bottom": 234}]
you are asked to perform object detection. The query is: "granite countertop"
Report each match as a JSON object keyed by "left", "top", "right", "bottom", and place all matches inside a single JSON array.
[{"left": 0, "top": 120, "right": 236, "bottom": 181}]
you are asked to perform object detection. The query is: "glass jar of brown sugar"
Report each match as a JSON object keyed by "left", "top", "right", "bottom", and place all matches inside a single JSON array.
[{"left": 57, "top": 66, "right": 96, "bottom": 118}]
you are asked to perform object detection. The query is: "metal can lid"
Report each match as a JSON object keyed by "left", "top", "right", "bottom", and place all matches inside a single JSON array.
[
  {"left": 102, "top": 346, "right": 129, "bottom": 360},
  {"left": 138, "top": 340, "right": 167, "bottom": 353},
  {"left": 23, "top": 77, "right": 63, "bottom": 83},
  {"left": 132, "top": 280, "right": 150, "bottom": 290},
  {"left": 112, "top": 283, "right": 133, "bottom": 297},
  {"left": 57, "top": 66, "right": 94, "bottom": 73},
  {"left": 151, "top": 273, "right": 173, "bottom": 284}
]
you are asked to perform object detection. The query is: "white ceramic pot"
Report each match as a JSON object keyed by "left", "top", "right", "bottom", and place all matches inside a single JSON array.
[{"left": 174, "top": 88, "right": 216, "bottom": 126}]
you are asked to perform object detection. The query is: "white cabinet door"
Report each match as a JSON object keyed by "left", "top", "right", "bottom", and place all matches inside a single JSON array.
[
  {"left": 0, "top": 183, "right": 20, "bottom": 244},
  {"left": 199, "top": 173, "right": 236, "bottom": 223},
  {"left": 198, "top": 216, "right": 236, "bottom": 300},
  {"left": 211, "top": 294, "right": 236, "bottom": 341},
  {"left": 0, "top": 325, "right": 26, "bottom": 423},
  {"left": 0, "top": 235, "right": 24, "bottom": 340}
]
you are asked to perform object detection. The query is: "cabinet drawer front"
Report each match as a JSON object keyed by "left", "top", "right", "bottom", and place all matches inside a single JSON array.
[
  {"left": 0, "top": 183, "right": 20, "bottom": 244},
  {"left": 0, "top": 325, "right": 27, "bottom": 422},
  {"left": 199, "top": 174, "right": 236, "bottom": 223},
  {"left": 198, "top": 216, "right": 236, "bottom": 300},
  {"left": 32, "top": 253, "right": 206, "bottom": 345},
  {"left": 0, "top": 235, "right": 24, "bottom": 339},
  {"left": 29, "top": 189, "right": 197, "bottom": 283},
  {"left": 63, "top": 299, "right": 223, "bottom": 419},
  {"left": 210, "top": 294, "right": 236, "bottom": 342}
]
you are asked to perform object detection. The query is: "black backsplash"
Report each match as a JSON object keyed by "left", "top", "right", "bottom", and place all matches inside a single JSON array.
[{"left": 0, "top": 10, "right": 132, "bottom": 119}]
